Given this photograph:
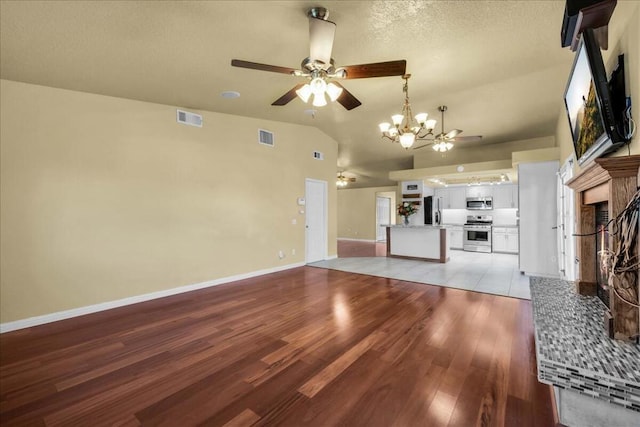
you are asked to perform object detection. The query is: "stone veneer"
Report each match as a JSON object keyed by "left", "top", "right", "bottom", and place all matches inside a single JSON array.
[{"left": 530, "top": 277, "right": 640, "bottom": 413}]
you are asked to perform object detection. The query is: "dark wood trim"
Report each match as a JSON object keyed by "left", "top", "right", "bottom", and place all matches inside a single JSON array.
[
  {"left": 439, "top": 228, "right": 447, "bottom": 263},
  {"left": 575, "top": 280, "right": 597, "bottom": 296},
  {"left": 386, "top": 227, "right": 391, "bottom": 256}
]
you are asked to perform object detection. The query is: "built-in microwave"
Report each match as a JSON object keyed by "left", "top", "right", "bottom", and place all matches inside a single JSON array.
[{"left": 466, "top": 197, "right": 493, "bottom": 210}]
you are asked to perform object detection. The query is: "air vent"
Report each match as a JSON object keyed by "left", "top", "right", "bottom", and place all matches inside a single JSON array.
[
  {"left": 176, "top": 109, "right": 203, "bottom": 127},
  {"left": 313, "top": 151, "right": 324, "bottom": 160},
  {"left": 258, "top": 129, "right": 274, "bottom": 147}
]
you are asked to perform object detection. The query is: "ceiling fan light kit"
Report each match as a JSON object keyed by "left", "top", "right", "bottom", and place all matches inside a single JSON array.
[
  {"left": 378, "top": 74, "right": 436, "bottom": 149},
  {"left": 411, "top": 105, "right": 483, "bottom": 151},
  {"left": 336, "top": 171, "right": 355, "bottom": 187},
  {"left": 230, "top": 8, "right": 406, "bottom": 110}
]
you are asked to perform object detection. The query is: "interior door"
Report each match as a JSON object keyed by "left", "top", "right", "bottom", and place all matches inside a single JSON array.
[
  {"left": 557, "top": 157, "right": 576, "bottom": 281},
  {"left": 305, "top": 179, "right": 327, "bottom": 263},
  {"left": 376, "top": 196, "right": 391, "bottom": 241}
]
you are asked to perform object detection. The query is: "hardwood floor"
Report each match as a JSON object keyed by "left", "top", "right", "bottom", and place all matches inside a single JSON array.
[
  {"left": 0, "top": 267, "right": 556, "bottom": 426},
  {"left": 338, "top": 239, "right": 387, "bottom": 257}
]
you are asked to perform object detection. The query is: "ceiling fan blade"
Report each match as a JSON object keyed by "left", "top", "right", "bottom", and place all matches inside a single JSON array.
[
  {"left": 341, "top": 60, "right": 406, "bottom": 79},
  {"left": 445, "top": 129, "right": 463, "bottom": 139},
  {"left": 332, "top": 82, "right": 362, "bottom": 110},
  {"left": 309, "top": 17, "right": 336, "bottom": 68},
  {"left": 348, "top": 177, "right": 356, "bottom": 182},
  {"left": 450, "top": 135, "right": 483, "bottom": 142},
  {"left": 412, "top": 144, "right": 432, "bottom": 150},
  {"left": 231, "top": 59, "right": 297, "bottom": 75},
  {"left": 271, "top": 84, "right": 305, "bottom": 106}
]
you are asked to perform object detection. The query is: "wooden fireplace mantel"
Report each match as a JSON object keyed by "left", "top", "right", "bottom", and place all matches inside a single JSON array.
[{"left": 566, "top": 154, "right": 640, "bottom": 340}]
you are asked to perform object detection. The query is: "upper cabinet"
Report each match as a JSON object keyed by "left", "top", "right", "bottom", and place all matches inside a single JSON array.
[
  {"left": 448, "top": 187, "right": 466, "bottom": 209},
  {"left": 493, "top": 184, "right": 519, "bottom": 209},
  {"left": 434, "top": 188, "right": 450, "bottom": 209},
  {"left": 466, "top": 186, "right": 494, "bottom": 198},
  {"left": 434, "top": 184, "right": 518, "bottom": 210},
  {"left": 434, "top": 187, "right": 465, "bottom": 209}
]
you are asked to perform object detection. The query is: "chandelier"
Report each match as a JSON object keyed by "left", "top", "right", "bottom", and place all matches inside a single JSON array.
[{"left": 378, "top": 74, "right": 437, "bottom": 149}]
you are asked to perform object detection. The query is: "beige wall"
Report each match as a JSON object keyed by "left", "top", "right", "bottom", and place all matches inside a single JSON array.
[
  {"left": 556, "top": 2, "right": 639, "bottom": 168},
  {"left": 337, "top": 186, "right": 397, "bottom": 241},
  {"left": 414, "top": 136, "right": 556, "bottom": 169},
  {"left": 0, "top": 80, "right": 338, "bottom": 323}
]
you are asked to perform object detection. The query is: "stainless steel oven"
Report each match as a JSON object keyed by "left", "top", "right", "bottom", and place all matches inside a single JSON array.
[{"left": 463, "top": 215, "right": 493, "bottom": 253}]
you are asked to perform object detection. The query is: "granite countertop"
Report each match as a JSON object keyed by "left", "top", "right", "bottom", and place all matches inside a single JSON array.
[{"left": 530, "top": 277, "right": 640, "bottom": 413}]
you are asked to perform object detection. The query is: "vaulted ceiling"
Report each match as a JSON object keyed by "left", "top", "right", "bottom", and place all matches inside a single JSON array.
[{"left": 1, "top": 1, "right": 583, "bottom": 187}]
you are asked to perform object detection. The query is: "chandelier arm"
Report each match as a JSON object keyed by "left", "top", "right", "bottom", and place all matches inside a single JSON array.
[
  {"left": 381, "top": 134, "right": 399, "bottom": 142},
  {"left": 415, "top": 129, "right": 434, "bottom": 140}
]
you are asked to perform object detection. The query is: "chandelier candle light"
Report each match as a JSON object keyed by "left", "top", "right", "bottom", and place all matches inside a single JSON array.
[{"left": 378, "top": 74, "right": 437, "bottom": 149}]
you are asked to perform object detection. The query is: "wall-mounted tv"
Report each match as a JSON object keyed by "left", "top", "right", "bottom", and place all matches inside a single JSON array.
[{"left": 564, "top": 28, "right": 626, "bottom": 166}]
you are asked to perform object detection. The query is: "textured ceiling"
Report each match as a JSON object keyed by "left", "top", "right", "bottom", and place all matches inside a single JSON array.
[{"left": 1, "top": 0, "right": 581, "bottom": 187}]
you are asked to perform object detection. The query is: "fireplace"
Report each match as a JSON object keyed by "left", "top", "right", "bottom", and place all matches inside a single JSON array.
[
  {"left": 595, "top": 202, "right": 610, "bottom": 308},
  {"left": 567, "top": 155, "right": 639, "bottom": 341}
]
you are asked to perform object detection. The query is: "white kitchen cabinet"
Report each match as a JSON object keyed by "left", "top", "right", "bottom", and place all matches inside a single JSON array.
[
  {"left": 506, "top": 229, "right": 519, "bottom": 253},
  {"left": 435, "top": 187, "right": 465, "bottom": 209},
  {"left": 434, "top": 188, "right": 450, "bottom": 209},
  {"left": 466, "top": 185, "right": 494, "bottom": 198},
  {"left": 492, "top": 227, "right": 519, "bottom": 254},
  {"left": 493, "top": 184, "right": 519, "bottom": 209},
  {"left": 448, "top": 187, "right": 466, "bottom": 209},
  {"left": 449, "top": 226, "right": 464, "bottom": 249}
]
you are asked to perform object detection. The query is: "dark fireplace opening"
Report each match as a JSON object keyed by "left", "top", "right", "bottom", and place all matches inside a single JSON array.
[{"left": 595, "top": 202, "right": 610, "bottom": 308}]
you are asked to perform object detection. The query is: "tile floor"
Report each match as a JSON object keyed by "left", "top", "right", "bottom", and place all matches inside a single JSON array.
[{"left": 310, "top": 250, "right": 531, "bottom": 300}]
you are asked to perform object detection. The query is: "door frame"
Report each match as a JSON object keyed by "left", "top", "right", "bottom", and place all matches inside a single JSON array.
[
  {"left": 557, "top": 155, "right": 577, "bottom": 281},
  {"left": 305, "top": 178, "right": 328, "bottom": 263},
  {"left": 375, "top": 196, "right": 391, "bottom": 241}
]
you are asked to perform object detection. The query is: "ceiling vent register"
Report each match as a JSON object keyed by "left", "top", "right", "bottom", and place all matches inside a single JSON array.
[{"left": 176, "top": 109, "right": 203, "bottom": 128}]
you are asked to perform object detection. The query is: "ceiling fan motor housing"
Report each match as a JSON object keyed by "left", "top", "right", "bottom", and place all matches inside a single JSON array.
[{"left": 308, "top": 7, "right": 329, "bottom": 20}]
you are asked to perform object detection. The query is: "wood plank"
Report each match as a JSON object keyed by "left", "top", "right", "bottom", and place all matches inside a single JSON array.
[
  {"left": 583, "top": 182, "right": 608, "bottom": 205},
  {"left": 0, "top": 267, "right": 556, "bottom": 425}
]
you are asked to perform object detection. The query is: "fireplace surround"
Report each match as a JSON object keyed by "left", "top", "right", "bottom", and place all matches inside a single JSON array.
[{"left": 567, "top": 154, "right": 639, "bottom": 341}]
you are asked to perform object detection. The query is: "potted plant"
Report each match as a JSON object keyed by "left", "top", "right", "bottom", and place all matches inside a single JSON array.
[{"left": 397, "top": 202, "right": 418, "bottom": 226}]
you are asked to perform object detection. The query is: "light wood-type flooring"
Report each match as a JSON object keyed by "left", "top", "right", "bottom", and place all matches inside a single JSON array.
[{"left": 0, "top": 267, "right": 556, "bottom": 426}]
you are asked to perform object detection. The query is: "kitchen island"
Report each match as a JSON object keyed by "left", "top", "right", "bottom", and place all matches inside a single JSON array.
[{"left": 385, "top": 225, "right": 450, "bottom": 263}]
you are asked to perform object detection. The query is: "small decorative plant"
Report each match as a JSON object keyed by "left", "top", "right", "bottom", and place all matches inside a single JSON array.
[{"left": 398, "top": 202, "right": 419, "bottom": 225}]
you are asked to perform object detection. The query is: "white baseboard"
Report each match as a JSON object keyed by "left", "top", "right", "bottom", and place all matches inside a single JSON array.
[
  {"left": 338, "top": 238, "right": 376, "bottom": 243},
  {"left": 326, "top": 254, "right": 338, "bottom": 260},
  {"left": 0, "top": 261, "right": 305, "bottom": 334}
]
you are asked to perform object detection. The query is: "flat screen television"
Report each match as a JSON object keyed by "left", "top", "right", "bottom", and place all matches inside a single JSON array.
[{"left": 564, "top": 28, "right": 626, "bottom": 166}]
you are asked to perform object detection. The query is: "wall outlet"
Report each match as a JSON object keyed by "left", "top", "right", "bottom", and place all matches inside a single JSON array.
[
  {"left": 278, "top": 250, "right": 285, "bottom": 259},
  {"left": 292, "top": 249, "right": 296, "bottom": 256},
  {"left": 291, "top": 219, "right": 297, "bottom": 225}
]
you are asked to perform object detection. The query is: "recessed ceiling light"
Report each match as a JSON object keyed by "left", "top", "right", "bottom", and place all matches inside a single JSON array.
[
  {"left": 456, "top": 165, "right": 464, "bottom": 172},
  {"left": 221, "top": 91, "right": 240, "bottom": 99}
]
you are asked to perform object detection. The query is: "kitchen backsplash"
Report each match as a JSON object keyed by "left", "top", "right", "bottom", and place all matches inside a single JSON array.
[{"left": 442, "top": 208, "right": 518, "bottom": 226}]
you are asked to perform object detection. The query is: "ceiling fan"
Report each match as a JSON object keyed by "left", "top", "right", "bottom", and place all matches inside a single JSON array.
[
  {"left": 231, "top": 7, "right": 406, "bottom": 110},
  {"left": 413, "top": 106, "right": 483, "bottom": 151},
  {"left": 337, "top": 171, "right": 356, "bottom": 187}
]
